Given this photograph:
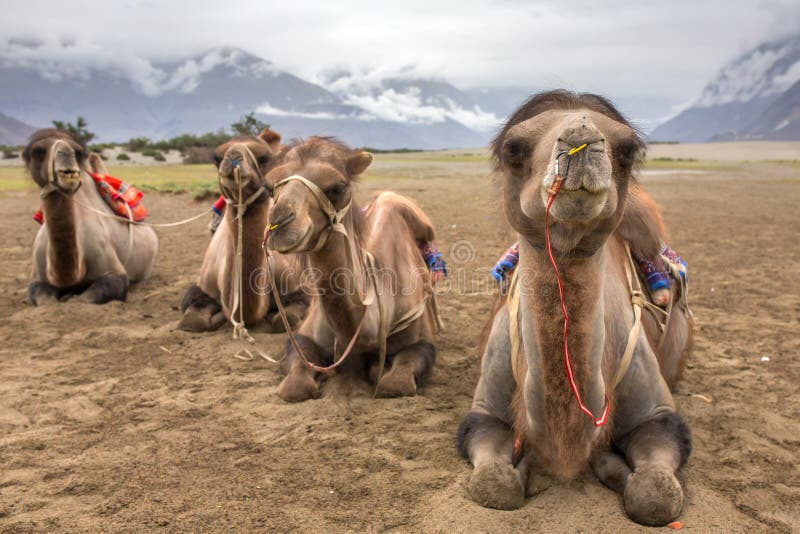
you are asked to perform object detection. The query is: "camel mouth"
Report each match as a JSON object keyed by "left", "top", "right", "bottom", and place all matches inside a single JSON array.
[
  {"left": 546, "top": 189, "right": 609, "bottom": 222},
  {"left": 268, "top": 223, "right": 314, "bottom": 254},
  {"left": 55, "top": 169, "right": 82, "bottom": 190}
]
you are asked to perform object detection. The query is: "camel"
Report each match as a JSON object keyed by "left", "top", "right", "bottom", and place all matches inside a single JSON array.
[
  {"left": 264, "top": 137, "right": 439, "bottom": 401},
  {"left": 179, "top": 129, "right": 306, "bottom": 333},
  {"left": 24, "top": 129, "right": 158, "bottom": 304},
  {"left": 456, "top": 91, "right": 693, "bottom": 526}
]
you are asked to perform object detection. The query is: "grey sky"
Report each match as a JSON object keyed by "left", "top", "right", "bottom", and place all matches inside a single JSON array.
[{"left": 2, "top": 0, "right": 798, "bottom": 107}]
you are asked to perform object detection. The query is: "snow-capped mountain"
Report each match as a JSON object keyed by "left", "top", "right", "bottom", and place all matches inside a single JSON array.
[
  {"left": 1, "top": 41, "right": 675, "bottom": 149},
  {"left": 651, "top": 34, "right": 800, "bottom": 142}
]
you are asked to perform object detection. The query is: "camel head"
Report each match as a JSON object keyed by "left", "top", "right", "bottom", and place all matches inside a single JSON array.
[
  {"left": 23, "top": 129, "right": 88, "bottom": 196},
  {"left": 214, "top": 128, "right": 283, "bottom": 204},
  {"left": 265, "top": 137, "right": 372, "bottom": 254},
  {"left": 494, "top": 91, "right": 645, "bottom": 255}
]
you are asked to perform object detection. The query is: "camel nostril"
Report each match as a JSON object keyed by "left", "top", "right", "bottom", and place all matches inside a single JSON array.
[{"left": 269, "top": 211, "right": 296, "bottom": 230}]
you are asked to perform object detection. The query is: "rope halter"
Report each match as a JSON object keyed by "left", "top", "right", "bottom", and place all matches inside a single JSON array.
[
  {"left": 40, "top": 139, "right": 82, "bottom": 199},
  {"left": 271, "top": 174, "right": 352, "bottom": 252}
]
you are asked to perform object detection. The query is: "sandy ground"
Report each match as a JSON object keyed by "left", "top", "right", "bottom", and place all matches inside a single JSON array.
[{"left": 0, "top": 151, "right": 798, "bottom": 532}]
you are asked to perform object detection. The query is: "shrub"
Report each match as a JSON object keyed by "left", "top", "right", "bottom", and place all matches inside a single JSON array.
[
  {"left": 182, "top": 146, "right": 215, "bottom": 164},
  {"left": 3, "top": 149, "right": 19, "bottom": 159},
  {"left": 153, "top": 152, "right": 166, "bottom": 162},
  {"left": 127, "top": 137, "right": 151, "bottom": 152},
  {"left": 116, "top": 153, "right": 131, "bottom": 161}
]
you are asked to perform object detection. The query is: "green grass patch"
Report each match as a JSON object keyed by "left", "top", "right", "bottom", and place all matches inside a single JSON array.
[{"left": 0, "top": 164, "right": 219, "bottom": 198}]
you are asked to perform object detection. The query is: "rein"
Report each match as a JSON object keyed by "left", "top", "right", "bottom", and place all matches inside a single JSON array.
[
  {"left": 223, "top": 144, "right": 277, "bottom": 362},
  {"left": 544, "top": 143, "right": 611, "bottom": 427}
]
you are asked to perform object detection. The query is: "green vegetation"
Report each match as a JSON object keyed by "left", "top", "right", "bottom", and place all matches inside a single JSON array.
[
  {"left": 116, "top": 153, "right": 131, "bottom": 161},
  {"left": 230, "top": 112, "right": 270, "bottom": 136},
  {"left": 52, "top": 116, "right": 96, "bottom": 145}
]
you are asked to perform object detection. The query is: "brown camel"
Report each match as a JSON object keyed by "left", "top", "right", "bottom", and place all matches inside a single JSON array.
[
  {"left": 456, "top": 91, "right": 694, "bottom": 526},
  {"left": 264, "top": 137, "right": 439, "bottom": 401},
  {"left": 24, "top": 129, "right": 158, "bottom": 304},
  {"left": 179, "top": 129, "right": 307, "bottom": 333}
]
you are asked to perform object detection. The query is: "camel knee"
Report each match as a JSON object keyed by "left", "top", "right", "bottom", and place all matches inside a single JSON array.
[{"left": 82, "top": 274, "right": 129, "bottom": 304}]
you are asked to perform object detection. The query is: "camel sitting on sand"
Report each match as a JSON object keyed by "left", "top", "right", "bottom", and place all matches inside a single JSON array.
[
  {"left": 179, "top": 129, "right": 306, "bottom": 332},
  {"left": 24, "top": 129, "right": 158, "bottom": 304},
  {"left": 457, "top": 91, "right": 693, "bottom": 526},
  {"left": 264, "top": 137, "right": 440, "bottom": 401}
]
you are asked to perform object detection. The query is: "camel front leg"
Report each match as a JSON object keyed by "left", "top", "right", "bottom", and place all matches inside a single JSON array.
[
  {"left": 616, "top": 411, "right": 691, "bottom": 526},
  {"left": 455, "top": 307, "right": 526, "bottom": 510},
  {"left": 457, "top": 410, "right": 526, "bottom": 510},
  {"left": 278, "top": 333, "right": 327, "bottom": 402},
  {"left": 373, "top": 340, "right": 435, "bottom": 397},
  {"left": 27, "top": 280, "right": 62, "bottom": 306}
]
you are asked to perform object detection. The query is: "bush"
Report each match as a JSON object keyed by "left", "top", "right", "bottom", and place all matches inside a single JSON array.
[
  {"left": 52, "top": 117, "right": 96, "bottom": 145},
  {"left": 153, "top": 152, "right": 166, "bottom": 162},
  {"left": 3, "top": 149, "right": 19, "bottom": 159},
  {"left": 141, "top": 148, "right": 159, "bottom": 157},
  {"left": 182, "top": 146, "right": 215, "bottom": 164},
  {"left": 127, "top": 137, "right": 151, "bottom": 152},
  {"left": 116, "top": 153, "right": 131, "bottom": 161}
]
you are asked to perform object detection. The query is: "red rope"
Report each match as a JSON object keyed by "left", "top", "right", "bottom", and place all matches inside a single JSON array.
[{"left": 543, "top": 174, "right": 610, "bottom": 427}]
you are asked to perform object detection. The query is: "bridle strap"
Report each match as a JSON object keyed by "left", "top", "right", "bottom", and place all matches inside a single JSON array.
[{"left": 272, "top": 174, "right": 368, "bottom": 305}]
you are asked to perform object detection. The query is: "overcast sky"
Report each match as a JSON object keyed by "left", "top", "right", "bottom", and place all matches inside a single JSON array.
[{"left": 1, "top": 0, "right": 798, "bottom": 106}]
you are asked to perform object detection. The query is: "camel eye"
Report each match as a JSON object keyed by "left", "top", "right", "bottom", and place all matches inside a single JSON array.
[
  {"left": 74, "top": 149, "right": 86, "bottom": 162},
  {"left": 326, "top": 182, "right": 347, "bottom": 198},
  {"left": 502, "top": 137, "right": 530, "bottom": 173},
  {"left": 32, "top": 147, "right": 46, "bottom": 158},
  {"left": 213, "top": 155, "right": 223, "bottom": 167},
  {"left": 257, "top": 154, "right": 270, "bottom": 166}
]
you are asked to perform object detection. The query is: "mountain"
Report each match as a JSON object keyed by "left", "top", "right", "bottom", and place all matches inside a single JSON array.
[
  {"left": 0, "top": 112, "right": 36, "bottom": 145},
  {"left": 651, "top": 34, "right": 800, "bottom": 142},
  {"left": 0, "top": 45, "right": 498, "bottom": 149},
  {"left": 0, "top": 42, "right": 674, "bottom": 149}
]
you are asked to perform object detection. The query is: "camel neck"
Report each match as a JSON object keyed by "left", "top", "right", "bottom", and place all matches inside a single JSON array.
[
  {"left": 307, "top": 215, "right": 368, "bottom": 338},
  {"left": 42, "top": 192, "right": 84, "bottom": 287},
  {"left": 517, "top": 239, "right": 609, "bottom": 477},
  {"left": 225, "top": 198, "right": 270, "bottom": 320}
]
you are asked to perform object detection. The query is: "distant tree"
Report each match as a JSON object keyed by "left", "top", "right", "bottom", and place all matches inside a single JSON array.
[
  {"left": 230, "top": 112, "right": 270, "bottom": 136},
  {"left": 52, "top": 117, "right": 96, "bottom": 145}
]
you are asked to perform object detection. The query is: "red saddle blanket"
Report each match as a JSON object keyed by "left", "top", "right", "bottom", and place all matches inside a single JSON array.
[{"left": 34, "top": 172, "right": 148, "bottom": 224}]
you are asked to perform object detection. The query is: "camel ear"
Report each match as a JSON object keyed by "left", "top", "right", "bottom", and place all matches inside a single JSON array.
[
  {"left": 88, "top": 152, "right": 108, "bottom": 174},
  {"left": 258, "top": 128, "right": 282, "bottom": 151},
  {"left": 346, "top": 151, "right": 373, "bottom": 176}
]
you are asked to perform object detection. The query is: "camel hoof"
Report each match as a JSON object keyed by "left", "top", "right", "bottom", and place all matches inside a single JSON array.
[
  {"left": 624, "top": 466, "right": 683, "bottom": 526},
  {"left": 468, "top": 460, "right": 525, "bottom": 510},
  {"left": 278, "top": 372, "right": 318, "bottom": 402},
  {"left": 375, "top": 365, "right": 417, "bottom": 398}
]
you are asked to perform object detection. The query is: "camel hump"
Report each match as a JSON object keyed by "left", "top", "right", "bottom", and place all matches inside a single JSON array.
[
  {"left": 369, "top": 191, "right": 435, "bottom": 243},
  {"left": 616, "top": 184, "right": 669, "bottom": 258}
]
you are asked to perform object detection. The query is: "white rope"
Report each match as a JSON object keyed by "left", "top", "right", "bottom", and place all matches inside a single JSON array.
[{"left": 72, "top": 197, "right": 213, "bottom": 228}]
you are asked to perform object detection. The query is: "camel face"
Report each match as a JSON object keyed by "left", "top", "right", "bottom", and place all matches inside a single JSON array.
[
  {"left": 266, "top": 138, "right": 372, "bottom": 254},
  {"left": 23, "top": 131, "right": 86, "bottom": 194},
  {"left": 267, "top": 162, "right": 349, "bottom": 253},
  {"left": 214, "top": 136, "right": 276, "bottom": 203},
  {"left": 498, "top": 105, "right": 643, "bottom": 253}
]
